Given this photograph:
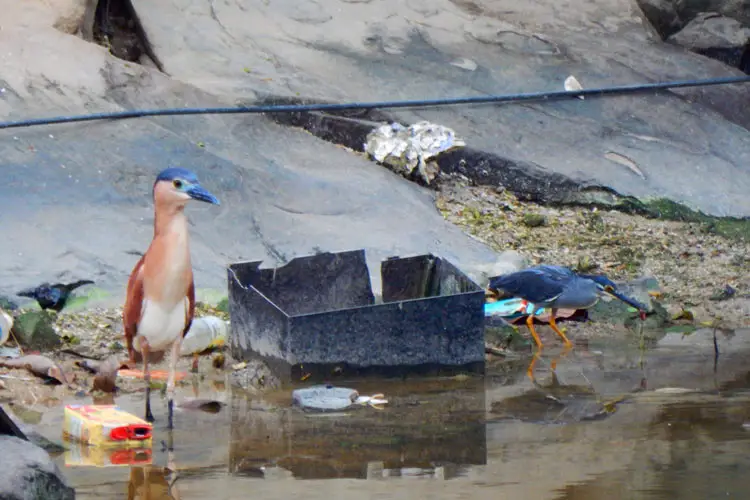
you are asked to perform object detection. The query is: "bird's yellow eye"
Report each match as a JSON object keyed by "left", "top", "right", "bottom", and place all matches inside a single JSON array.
[
  {"left": 605, "top": 285, "right": 615, "bottom": 292},
  {"left": 173, "top": 179, "right": 183, "bottom": 189}
]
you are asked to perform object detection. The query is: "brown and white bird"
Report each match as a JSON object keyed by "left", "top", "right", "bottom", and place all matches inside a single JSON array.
[{"left": 123, "top": 167, "right": 220, "bottom": 428}]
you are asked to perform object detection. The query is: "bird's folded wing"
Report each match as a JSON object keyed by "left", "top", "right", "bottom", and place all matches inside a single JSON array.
[{"left": 489, "top": 267, "right": 566, "bottom": 303}]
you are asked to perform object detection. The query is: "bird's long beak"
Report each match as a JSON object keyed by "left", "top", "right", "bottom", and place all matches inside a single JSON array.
[
  {"left": 604, "top": 288, "right": 648, "bottom": 312},
  {"left": 187, "top": 184, "right": 220, "bottom": 205}
]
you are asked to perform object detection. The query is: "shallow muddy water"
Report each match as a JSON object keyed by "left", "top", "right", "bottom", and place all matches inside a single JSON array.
[{"left": 23, "top": 332, "right": 750, "bottom": 499}]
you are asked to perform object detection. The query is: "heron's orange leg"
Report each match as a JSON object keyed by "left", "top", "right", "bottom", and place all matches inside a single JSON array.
[
  {"left": 548, "top": 308, "right": 573, "bottom": 348},
  {"left": 526, "top": 313, "right": 543, "bottom": 349},
  {"left": 191, "top": 353, "right": 200, "bottom": 373}
]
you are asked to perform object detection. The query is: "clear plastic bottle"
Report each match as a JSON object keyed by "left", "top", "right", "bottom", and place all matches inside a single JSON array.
[
  {"left": 0, "top": 309, "right": 12, "bottom": 346},
  {"left": 179, "top": 316, "right": 228, "bottom": 356}
]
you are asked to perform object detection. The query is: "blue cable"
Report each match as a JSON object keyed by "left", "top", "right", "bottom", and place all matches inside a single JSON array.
[{"left": 0, "top": 74, "right": 748, "bottom": 130}]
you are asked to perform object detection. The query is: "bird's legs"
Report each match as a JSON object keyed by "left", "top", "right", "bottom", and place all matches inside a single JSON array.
[
  {"left": 166, "top": 339, "right": 181, "bottom": 430},
  {"left": 141, "top": 339, "right": 155, "bottom": 423},
  {"left": 190, "top": 353, "right": 199, "bottom": 373},
  {"left": 526, "top": 312, "right": 543, "bottom": 349},
  {"left": 548, "top": 308, "right": 573, "bottom": 348}
]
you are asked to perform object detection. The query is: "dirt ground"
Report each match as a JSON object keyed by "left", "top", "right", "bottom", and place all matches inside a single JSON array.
[{"left": 436, "top": 179, "right": 750, "bottom": 330}]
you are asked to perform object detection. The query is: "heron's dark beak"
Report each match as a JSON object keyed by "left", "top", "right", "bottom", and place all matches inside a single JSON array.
[
  {"left": 187, "top": 184, "right": 220, "bottom": 205},
  {"left": 604, "top": 288, "right": 648, "bottom": 312}
]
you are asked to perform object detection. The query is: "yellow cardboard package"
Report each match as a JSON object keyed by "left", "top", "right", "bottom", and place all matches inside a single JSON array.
[{"left": 63, "top": 404, "right": 153, "bottom": 448}]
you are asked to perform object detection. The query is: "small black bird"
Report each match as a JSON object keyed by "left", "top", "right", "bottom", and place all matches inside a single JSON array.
[{"left": 17, "top": 280, "right": 95, "bottom": 312}]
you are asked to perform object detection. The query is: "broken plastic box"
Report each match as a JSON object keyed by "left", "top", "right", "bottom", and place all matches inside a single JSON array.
[{"left": 228, "top": 250, "right": 485, "bottom": 381}]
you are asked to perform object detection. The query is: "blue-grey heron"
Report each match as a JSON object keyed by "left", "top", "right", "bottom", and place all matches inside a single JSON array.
[{"left": 488, "top": 265, "right": 648, "bottom": 348}]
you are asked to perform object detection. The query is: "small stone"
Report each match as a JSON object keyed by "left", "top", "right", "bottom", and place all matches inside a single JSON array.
[
  {"left": 709, "top": 284, "right": 736, "bottom": 302},
  {"left": 522, "top": 213, "right": 547, "bottom": 228}
]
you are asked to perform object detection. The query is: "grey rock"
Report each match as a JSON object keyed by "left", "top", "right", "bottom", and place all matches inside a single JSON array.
[
  {"left": 668, "top": 13, "right": 750, "bottom": 69},
  {"left": 635, "top": 0, "right": 685, "bottom": 37},
  {"left": 2, "top": 0, "right": 750, "bottom": 304},
  {"left": 0, "top": 3, "right": 502, "bottom": 300},
  {"left": 12, "top": 311, "right": 61, "bottom": 351},
  {"left": 0, "top": 435, "right": 75, "bottom": 500},
  {"left": 128, "top": 0, "right": 750, "bottom": 217},
  {"left": 669, "top": 12, "right": 750, "bottom": 48},
  {"left": 674, "top": 0, "right": 750, "bottom": 26}
]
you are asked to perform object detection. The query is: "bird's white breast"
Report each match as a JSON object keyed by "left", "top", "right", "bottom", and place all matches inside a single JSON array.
[{"left": 135, "top": 297, "right": 188, "bottom": 352}]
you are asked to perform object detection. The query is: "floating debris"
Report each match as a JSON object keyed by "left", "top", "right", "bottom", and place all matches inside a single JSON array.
[
  {"left": 177, "top": 398, "right": 225, "bottom": 414},
  {"left": 364, "top": 121, "right": 466, "bottom": 185},
  {"left": 293, "top": 385, "right": 358, "bottom": 412},
  {"left": 354, "top": 393, "right": 389, "bottom": 409},
  {"left": 292, "top": 385, "right": 388, "bottom": 412}
]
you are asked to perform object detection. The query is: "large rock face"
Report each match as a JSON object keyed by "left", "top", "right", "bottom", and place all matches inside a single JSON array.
[
  {"left": 0, "top": 0, "right": 749, "bottom": 300},
  {"left": 0, "top": 435, "right": 75, "bottom": 500},
  {"left": 127, "top": 0, "right": 750, "bottom": 218},
  {"left": 0, "top": 0, "right": 506, "bottom": 300}
]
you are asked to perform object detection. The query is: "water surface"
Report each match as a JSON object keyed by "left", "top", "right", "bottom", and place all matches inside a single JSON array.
[{"left": 27, "top": 334, "right": 750, "bottom": 499}]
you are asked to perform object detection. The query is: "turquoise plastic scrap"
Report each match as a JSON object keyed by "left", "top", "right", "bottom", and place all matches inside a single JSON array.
[{"left": 484, "top": 298, "right": 546, "bottom": 319}]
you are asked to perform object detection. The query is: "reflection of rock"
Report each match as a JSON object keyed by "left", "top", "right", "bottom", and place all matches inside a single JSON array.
[
  {"left": 490, "top": 372, "right": 624, "bottom": 423},
  {"left": 0, "top": 435, "right": 75, "bottom": 500}
]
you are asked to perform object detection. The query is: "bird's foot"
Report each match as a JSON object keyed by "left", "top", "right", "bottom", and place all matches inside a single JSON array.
[{"left": 160, "top": 431, "right": 175, "bottom": 453}]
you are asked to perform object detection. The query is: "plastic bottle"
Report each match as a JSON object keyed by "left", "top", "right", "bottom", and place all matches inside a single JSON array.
[
  {"left": 0, "top": 309, "right": 12, "bottom": 346},
  {"left": 179, "top": 316, "right": 228, "bottom": 356}
]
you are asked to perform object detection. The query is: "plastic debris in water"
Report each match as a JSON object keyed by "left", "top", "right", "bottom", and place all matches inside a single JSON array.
[
  {"left": 564, "top": 75, "right": 585, "bottom": 100},
  {"left": 364, "top": 121, "right": 466, "bottom": 185},
  {"left": 292, "top": 385, "right": 359, "bottom": 412},
  {"left": 292, "top": 385, "right": 388, "bottom": 412},
  {"left": 354, "top": 393, "right": 389, "bottom": 410}
]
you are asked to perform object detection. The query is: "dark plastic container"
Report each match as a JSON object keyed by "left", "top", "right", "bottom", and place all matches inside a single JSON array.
[{"left": 227, "top": 250, "right": 485, "bottom": 382}]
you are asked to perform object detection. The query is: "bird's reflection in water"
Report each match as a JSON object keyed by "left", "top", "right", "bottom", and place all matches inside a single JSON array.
[
  {"left": 526, "top": 346, "right": 573, "bottom": 385},
  {"left": 127, "top": 427, "right": 180, "bottom": 500},
  {"left": 127, "top": 463, "right": 180, "bottom": 500}
]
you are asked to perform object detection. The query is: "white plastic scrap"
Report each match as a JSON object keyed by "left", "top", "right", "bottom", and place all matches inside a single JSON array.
[
  {"left": 364, "top": 121, "right": 466, "bottom": 185},
  {"left": 355, "top": 393, "right": 389, "bottom": 409},
  {"left": 564, "top": 75, "right": 585, "bottom": 100}
]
